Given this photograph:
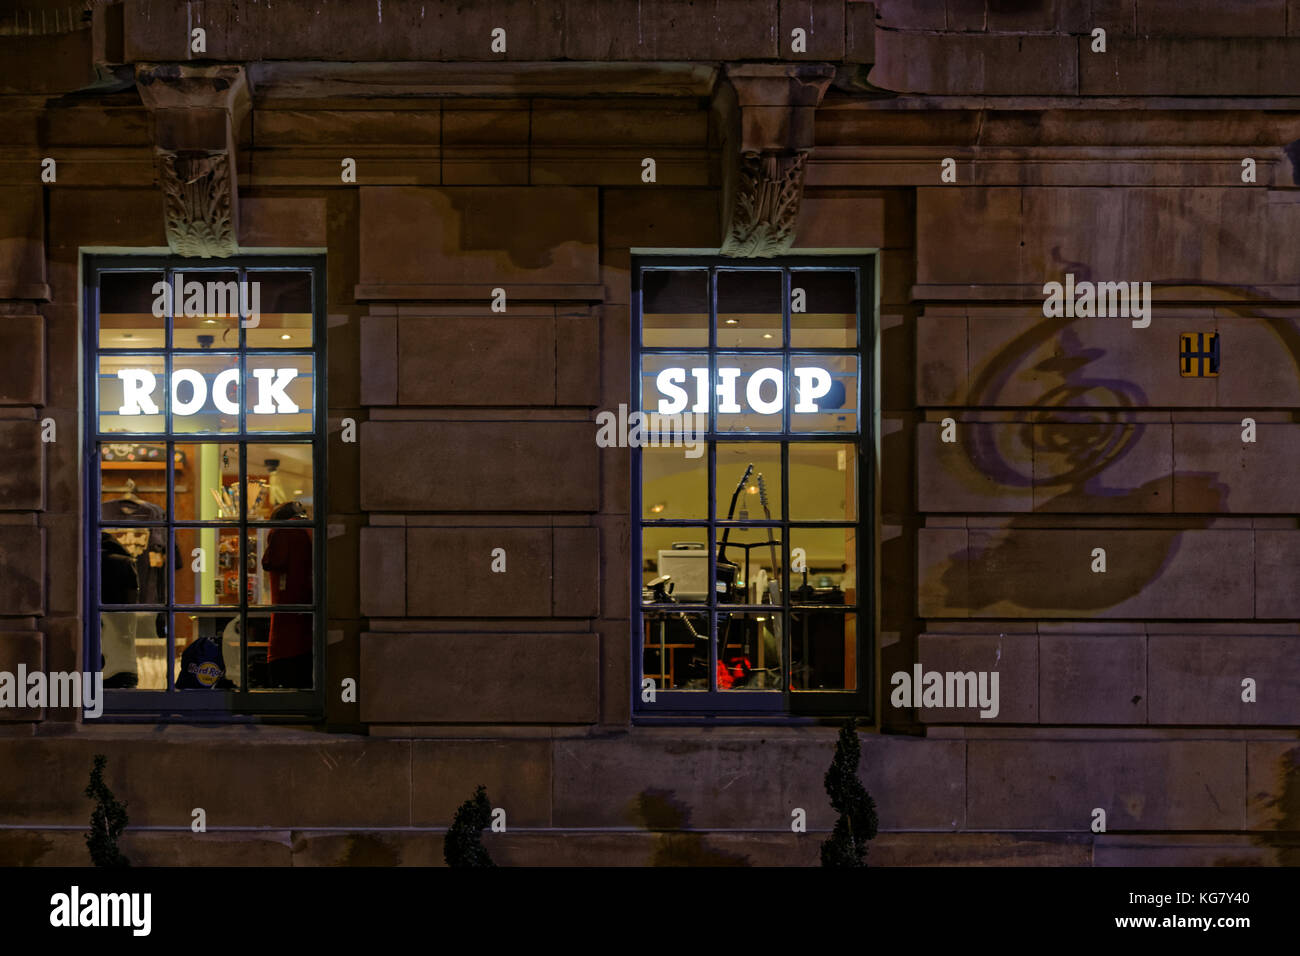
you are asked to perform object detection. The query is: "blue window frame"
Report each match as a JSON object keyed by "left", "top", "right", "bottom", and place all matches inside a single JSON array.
[
  {"left": 633, "top": 256, "right": 873, "bottom": 720},
  {"left": 84, "top": 255, "right": 326, "bottom": 719}
]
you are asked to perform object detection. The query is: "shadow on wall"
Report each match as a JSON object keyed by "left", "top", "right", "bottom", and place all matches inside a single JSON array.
[
  {"left": 1251, "top": 745, "right": 1300, "bottom": 866},
  {"left": 628, "top": 790, "right": 750, "bottom": 867},
  {"left": 933, "top": 300, "right": 1251, "bottom": 614}
]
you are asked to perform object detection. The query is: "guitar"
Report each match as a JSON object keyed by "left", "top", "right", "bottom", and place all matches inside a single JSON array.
[
  {"left": 715, "top": 463, "right": 752, "bottom": 601},
  {"left": 756, "top": 473, "right": 781, "bottom": 609}
]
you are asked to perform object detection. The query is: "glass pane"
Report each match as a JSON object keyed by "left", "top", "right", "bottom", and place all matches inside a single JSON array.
[
  {"left": 99, "top": 442, "right": 169, "bottom": 521},
  {"left": 99, "top": 611, "right": 165, "bottom": 689},
  {"left": 169, "top": 352, "right": 240, "bottom": 434},
  {"left": 717, "top": 270, "right": 782, "bottom": 348},
  {"left": 789, "top": 443, "right": 857, "bottom": 521},
  {"left": 790, "top": 270, "right": 857, "bottom": 348},
  {"left": 714, "top": 527, "right": 783, "bottom": 606},
  {"left": 642, "top": 609, "right": 708, "bottom": 690},
  {"left": 788, "top": 527, "right": 856, "bottom": 603},
  {"left": 245, "top": 354, "right": 314, "bottom": 433},
  {"left": 172, "top": 271, "right": 242, "bottom": 349},
  {"left": 790, "top": 354, "right": 857, "bottom": 432},
  {"left": 246, "top": 271, "right": 314, "bottom": 348},
  {"left": 641, "top": 447, "right": 706, "bottom": 520},
  {"left": 642, "top": 270, "right": 708, "bottom": 348},
  {"left": 100, "top": 526, "right": 167, "bottom": 606},
  {"left": 173, "top": 612, "right": 240, "bottom": 690},
  {"left": 98, "top": 354, "right": 166, "bottom": 434},
  {"left": 641, "top": 528, "right": 710, "bottom": 603},
  {"left": 791, "top": 611, "right": 856, "bottom": 691},
  {"left": 184, "top": 443, "right": 242, "bottom": 522},
  {"left": 245, "top": 443, "right": 315, "bottom": 521},
  {"left": 98, "top": 272, "right": 165, "bottom": 349},
  {"left": 250, "top": 526, "right": 314, "bottom": 608},
  {"left": 717, "top": 611, "right": 782, "bottom": 690},
  {"left": 248, "top": 611, "right": 314, "bottom": 689},
  {"left": 715, "top": 443, "right": 781, "bottom": 521},
  {"left": 173, "top": 527, "right": 240, "bottom": 607},
  {"left": 716, "top": 356, "right": 787, "bottom": 433},
  {"left": 640, "top": 353, "right": 708, "bottom": 421}
]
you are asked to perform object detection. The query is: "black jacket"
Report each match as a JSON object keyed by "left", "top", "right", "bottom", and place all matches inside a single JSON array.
[{"left": 101, "top": 532, "right": 140, "bottom": 604}]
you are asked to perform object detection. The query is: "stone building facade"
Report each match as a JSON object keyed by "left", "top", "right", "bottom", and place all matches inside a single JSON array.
[{"left": 0, "top": 0, "right": 1298, "bottom": 865}]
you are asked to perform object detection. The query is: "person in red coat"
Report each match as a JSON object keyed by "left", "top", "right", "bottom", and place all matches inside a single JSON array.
[{"left": 260, "top": 501, "right": 313, "bottom": 688}]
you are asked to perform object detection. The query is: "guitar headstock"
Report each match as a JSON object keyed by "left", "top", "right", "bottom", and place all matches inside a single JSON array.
[{"left": 757, "top": 472, "right": 770, "bottom": 509}]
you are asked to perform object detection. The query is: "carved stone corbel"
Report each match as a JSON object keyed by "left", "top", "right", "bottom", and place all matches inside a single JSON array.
[
  {"left": 136, "top": 64, "right": 250, "bottom": 258},
  {"left": 714, "top": 64, "right": 834, "bottom": 258}
]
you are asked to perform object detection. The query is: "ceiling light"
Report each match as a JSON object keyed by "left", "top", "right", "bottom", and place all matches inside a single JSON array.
[
  {"left": 204, "top": 318, "right": 216, "bottom": 325},
  {"left": 280, "top": 334, "right": 291, "bottom": 340},
  {"left": 762, "top": 333, "right": 773, "bottom": 339},
  {"left": 725, "top": 318, "right": 738, "bottom": 325},
  {"left": 649, "top": 502, "right": 666, "bottom": 514}
]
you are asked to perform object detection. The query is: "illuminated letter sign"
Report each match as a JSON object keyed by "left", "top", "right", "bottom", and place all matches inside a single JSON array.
[
  {"left": 115, "top": 368, "right": 300, "bottom": 416},
  {"left": 654, "top": 366, "right": 836, "bottom": 415}
]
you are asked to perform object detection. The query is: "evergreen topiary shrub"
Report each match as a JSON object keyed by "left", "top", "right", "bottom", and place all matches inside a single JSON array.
[
  {"left": 444, "top": 784, "right": 496, "bottom": 868},
  {"left": 820, "top": 720, "right": 878, "bottom": 867},
  {"left": 85, "top": 753, "right": 130, "bottom": 868}
]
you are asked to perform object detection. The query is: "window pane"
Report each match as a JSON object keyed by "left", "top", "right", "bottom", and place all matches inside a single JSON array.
[
  {"left": 246, "top": 271, "right": 314, "bottom": 348},
  {"left": 98, "top": 354, "right": 166, "bottom": 434},
  {"left": 100, "top": 526, "right": 168, "bottom": 606},
  {"left": 99, "top": 272, "right": 165, "bottom": 349},
  {"left": 172, "top": 527, "right": 241, "bottom": 607},
  {"left": 789, "top": 527, "right": 856, "bottom": 603},
  {"left": 248, "top": 611, "right": 313, "bottom": 689},
  {"left": 99, "top": 612, "right": 164, "bottom": 689},
  {"left": 173, "top": 271, "right": 242, "bottom": 349},
  {"left": 250, "top": 525, "right": 314, "bottom": 608},
  {"left": 791, "top": 610, "right": 856, "bottom": 690},
  {"left": 717, "top": 270, "right": 782, "bottom": 348},
  {"left": 715, "top": 443, "right": 782, "bottom": 520},
  {"left": 790, "top": 354, "right": 857, "bottom": 432},
  {"left": 717, "top": 611, "right": 782, "bottom": 690},
  {"left": 642, "top": 269, "right": 708, "bottom": 348},
  {"left": 790, "top": 270, "right": 856, "bottom": 348},
  {"left": 715, "top": 356, "right": 787, "bottom": 433},
  {"left": 173, "top": 612, "right": 240, "bottom": 689},
  {"left": 99, "top": 442, "right": 170, "bottom": 521},
  {"left": 641, "top": 528, "right": 710, "bottom": 603},
  {"left": 170, "top": 352, "right": 241, "bottom": 434},
  {"left": 641, "top": 446, "right": 706, "bottom": 520},
  {"left": 642, "top": 609, "right": 708, "bottom": 690},
  {"left": 714, "top": 527, "right": 783, "bottom": 606},
  {"left": 640, "top": 353, "right": 708, "bottom": 421},
  {"left": 243, "top": 442, "right": 315, "bottom": 520},
  {"left": 789, "top": 443, "right": 857, "bottom": 521},
  {"left": 245, "top": 354, "right": 314, "bottom": 432},
  {"left": 182, "top": 443, "right": 241, "bottom": 521}
]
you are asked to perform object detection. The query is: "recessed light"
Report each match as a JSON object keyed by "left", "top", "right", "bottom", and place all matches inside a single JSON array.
[
  {"left": 725, "top": 318, "right": 738, "bottom": 325},
  {"left": 280, "top": 334, "right": 291, "bottom": 340},
  {"left": 762, "top": 333, "right": 773, "bottom": 339},
  {"left": 204, "top": 319, "right": 216, "bottom": 325},
  {"left": 649, "top": 502, "right": 666, "bottom": 514}
]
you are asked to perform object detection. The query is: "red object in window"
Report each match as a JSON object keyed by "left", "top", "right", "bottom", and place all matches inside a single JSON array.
[{"left": 717, "top": 656, "right": 751, "bottom": 690}]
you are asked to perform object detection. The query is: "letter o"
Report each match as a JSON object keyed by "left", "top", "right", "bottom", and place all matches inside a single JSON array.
[
  {"left": 746, "top": 368, "right": 783, "bottom": 415},
  {"left": 172, "top": 368, "right": 209, "bottom": 416}
]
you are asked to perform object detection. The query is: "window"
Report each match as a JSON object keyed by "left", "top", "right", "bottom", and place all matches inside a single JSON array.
[
  {"left": 85, "top": 257, "right": 325, "bottom": 716},
  {"left": 634, "top": 257, "right": 872, "bottom": 718}
]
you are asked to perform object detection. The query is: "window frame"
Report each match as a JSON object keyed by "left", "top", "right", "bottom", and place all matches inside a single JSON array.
[
  {"left": 631, "top": 254, "right": 875, "bottom": 722},
  {"left": 83, "top": 254, "right": 327, "bottom": 720}
]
